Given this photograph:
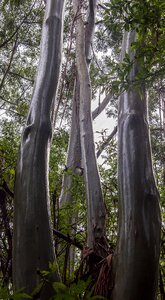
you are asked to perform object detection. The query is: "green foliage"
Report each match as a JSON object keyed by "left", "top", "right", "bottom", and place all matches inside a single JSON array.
[
  {"left": 0, "top": 120, "right": 20, "bottom": 188},
  {"left": 2, "top": 0, "right": 23, "bottom": 9},
  {"left": 25, "top": 264, "right": 107, "bottom": 300},
  {"left": 51, "top": 279, "right": 107, "bottom": 300},
  {"left": 0, "top": 285, "right": 32, "bottom": 299},
  {"left": 95, "top": 0, "right": 165, "bottom": 93},
  {"left": 0, "top": 278, "right": 107, "bottom": 300},
  {"left": 49, "top": 128, "right": 69, "bottom": 195}
]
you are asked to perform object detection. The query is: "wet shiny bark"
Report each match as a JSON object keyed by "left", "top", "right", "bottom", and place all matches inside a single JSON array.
[{"left": 13, "top": 1, "right": 65, "bottom": 298}]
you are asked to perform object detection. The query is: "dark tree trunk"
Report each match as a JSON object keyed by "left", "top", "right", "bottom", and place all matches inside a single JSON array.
[{"left": 13, "top": 1, "right": 65, "bottom": 298}]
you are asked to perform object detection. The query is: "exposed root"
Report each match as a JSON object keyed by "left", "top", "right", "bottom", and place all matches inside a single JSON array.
[
  {"left": 94, "top": 254, "right": 112, "bottom": 298},
  {"left": 74, "top": 243, "right": 113, "bottom": 299}
]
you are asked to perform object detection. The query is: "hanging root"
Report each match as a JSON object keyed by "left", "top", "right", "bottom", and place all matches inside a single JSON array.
[{"left": 94, "top": 254, "right": 112, "bottom": 298}]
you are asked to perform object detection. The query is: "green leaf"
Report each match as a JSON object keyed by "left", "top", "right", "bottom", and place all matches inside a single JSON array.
[{"left": 52, "top": 282, "right": 67, "bottom": 291}]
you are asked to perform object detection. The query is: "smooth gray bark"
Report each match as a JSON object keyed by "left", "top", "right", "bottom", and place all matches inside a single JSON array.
[
  {"left": 73, "top": 0, "right": 107, "bottom": 253},
  {"left": 59, "top": 77, "right": 81, "bottom": 207},
  {"left": 13, "top": 1, "right": 65, "bottom": 298},
  {"left": 60, "top": 0, "right": 112, "bottom": 209},
  {"left": 111, "top": 30, "right": 161, "bottom": 300},
  {"left": 59, "top": 0, "right": 107, "bottom": 272}
]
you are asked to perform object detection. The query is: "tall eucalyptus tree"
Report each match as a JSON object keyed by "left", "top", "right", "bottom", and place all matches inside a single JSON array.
[
  {"left": 59, "top": 0, "right": 109, "bottom": 274},
  {"left": 111, "top": 30, "right": 161, "bottom": 300},
  {"left": 73, "top": 0, "right": 108, "bottom": 256},
  {"left": 13, "top": 1, "right": 65, "bottom": 298}
]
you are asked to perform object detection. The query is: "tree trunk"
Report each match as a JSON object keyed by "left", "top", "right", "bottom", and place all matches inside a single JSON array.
[
  {"left": 59, "top": 76, "right": 81, "bottom": 208},
  {"left": 111, "top": 30, "right": 161, "bottom": 300},
  {"left": 73, "top": 0, "right": 107, "bottom": 255},
  {"left": 59, "top": 75, "right": 81, "bottom": 276},
  {"left": 13, "top": 1, "right": 65, "bottom": 298}
]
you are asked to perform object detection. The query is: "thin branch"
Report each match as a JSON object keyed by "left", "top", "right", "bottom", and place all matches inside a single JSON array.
[
  {"left": 9, "top": 71, "right": 34, "bottom": 83},
  {"left": 0, "top": 0, "right": 37, "bottom": 49},
  {"left": 0, "top": 107, "right": 25, "bottom": 117},
  {"left": 0, "top": 37, "right": 18, "bottom": 92},
  {"left": 92, "top": 44, "right": 106, "bottom": 75},
  {"left": 53, "top": 229, "right": 83, "bottom": 250},
  {"left": 2, "top": 181, "right": 14, "bottom": 198},
  {"left": 98, "top": 3, "right": 107, "bottom": 10},
  {"left": 0, "top": 83, "right": 31, "bottom": 107},
  {"left": 96, "top": 126, "right": 117, "bottom": 158},
  {"left": 0, "top": 95, "right": 18, "bottom": 106}
]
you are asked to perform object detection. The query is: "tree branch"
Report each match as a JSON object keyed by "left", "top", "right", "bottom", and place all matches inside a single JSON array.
[
  {"left": 53, "top": 229, "right": 83, "bottom": 250},
  {"left": 0, "top": 1, "right": 37, "bottom": 49},
  {"left": 9, "top": 71, "right": 34, "bottom": 83},
  {"left": 0, "top": 37, "right": 18, "bottom": 92},
  {"left": 96, "top": 126, "right": 117, "bottom": 158},
  {"left": 2, "top": 181, "right": 14, "bottom": 198},
  {"left": 98, "top": 3, "right": 107, "bottom": 10},
  {"left": 92, "top": 92, "right": 113, "bottom": 120}
]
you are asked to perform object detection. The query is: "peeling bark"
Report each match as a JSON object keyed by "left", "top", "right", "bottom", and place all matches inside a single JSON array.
[
  {"left": 111, "top": 30, "right": 161, "bottom": 300},
  {"left": 13, "top": 1, "right": 65, "bottom": 298}
]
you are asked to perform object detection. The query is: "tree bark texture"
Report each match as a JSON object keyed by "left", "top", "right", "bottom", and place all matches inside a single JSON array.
[
  {"left": 111, "top": 30, "right": 161, "bottom": 300},
  {"left": 13, "top": 1, "right": 65, "bottom": 298},
  {"left": 73, "top": 0, "right": 107, "bottom": 254}
]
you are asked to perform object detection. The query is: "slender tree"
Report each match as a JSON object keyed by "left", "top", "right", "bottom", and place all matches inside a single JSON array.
[
  {"left": 73, "top": 0, "right": 108, "bottom": 256},
  {"left": 13, "top": 1, "right": 65, "bottom": 298},
  {"left": 59, "top": 77, "right": 81, "bottom": 208},
  {"left": 59, "top": 75, "right": 81, "bottom": 277},
  {"left": 111, "top": 30, "right": 161, "bottom": 300}
]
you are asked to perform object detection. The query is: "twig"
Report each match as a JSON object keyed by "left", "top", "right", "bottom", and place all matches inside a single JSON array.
[
  {"left": 9, "top": 71, "right": 34, "bottom": 83},
  {"left": 98, "top": 3, "right": 107, "bottom": 10},
  {"left": 53, "top": 228, "right": 83, "bottom": 250}
]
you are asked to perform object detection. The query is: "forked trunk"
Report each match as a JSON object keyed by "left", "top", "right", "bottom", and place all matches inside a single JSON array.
[
  {"left": 111, "top": 30, "right": 161, "bottom": 300},
  {"left": 13, "top": 1, "right": 65, "bottom": 298}
]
